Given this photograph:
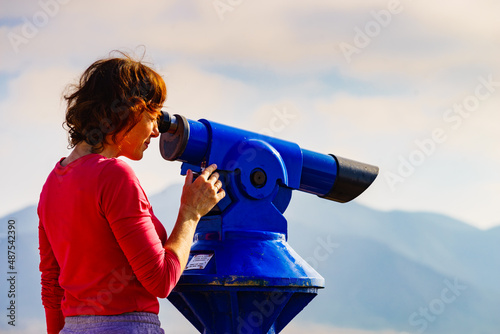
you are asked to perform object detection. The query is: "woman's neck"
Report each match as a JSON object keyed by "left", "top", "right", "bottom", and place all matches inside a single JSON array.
[{"left": 61, "top": 142, "right": 120, "bottom": 166}]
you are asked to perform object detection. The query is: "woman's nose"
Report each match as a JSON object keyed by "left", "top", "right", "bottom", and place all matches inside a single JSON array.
[{"left": 151, "top": 121, "right": 160, "bottom": 138}]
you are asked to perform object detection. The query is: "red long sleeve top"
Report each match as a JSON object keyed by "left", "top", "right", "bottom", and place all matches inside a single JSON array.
[{"left": 38, "top": 154, "right": 181, "bottom": 333}]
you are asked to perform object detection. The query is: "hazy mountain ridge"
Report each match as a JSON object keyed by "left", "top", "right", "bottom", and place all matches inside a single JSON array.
[
  {"left": 0, "top": 184, "right": 497, "bottom": 333},
  {"left": 285, "top": 192, "right": 500, "bottom": 333},
  {"left": 286, "top": 193, "right": 500, "bottom": 295}
]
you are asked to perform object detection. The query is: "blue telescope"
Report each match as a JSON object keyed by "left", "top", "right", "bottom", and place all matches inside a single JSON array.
[{"left": 158, "top": 112, "right": 378, "bottom": 333}]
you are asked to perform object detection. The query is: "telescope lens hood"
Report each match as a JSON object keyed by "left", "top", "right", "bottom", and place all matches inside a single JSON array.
[{"left": 321, "top": 155, "right": 379, "bottom": 203}]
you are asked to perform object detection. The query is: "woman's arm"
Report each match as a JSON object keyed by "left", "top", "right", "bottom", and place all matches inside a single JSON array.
[
  {"left": 164, "top": 164, "right": 225, "bottom": 270},
  {"left": 38, "top": 224, "right": 65, "bottom": 334},
  {"left": 101, "top": 161, "right": 224, "bottom": 298}
]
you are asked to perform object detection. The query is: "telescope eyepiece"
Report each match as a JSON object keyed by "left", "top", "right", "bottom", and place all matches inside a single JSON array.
[{"left": 157, "top": 110, "right": 180, "bottom": 134}]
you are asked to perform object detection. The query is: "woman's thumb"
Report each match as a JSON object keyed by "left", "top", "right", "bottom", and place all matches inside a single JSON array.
[{"left": 184, "top": 169, "right": 194, "bottom": 186}]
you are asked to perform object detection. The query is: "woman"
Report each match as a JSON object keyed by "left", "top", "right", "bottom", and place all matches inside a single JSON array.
[{"left": 38, "top": 53, "right": 225, "bottom": 333}]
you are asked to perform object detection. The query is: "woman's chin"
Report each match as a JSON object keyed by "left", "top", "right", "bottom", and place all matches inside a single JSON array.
[{"left": 124, "top": 152, "right": 144, "bottom": 161}]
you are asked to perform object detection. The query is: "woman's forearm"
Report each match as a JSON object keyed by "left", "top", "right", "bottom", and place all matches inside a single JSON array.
[{"left": 163, "top": 208, "right": 200, "bottom": 271}]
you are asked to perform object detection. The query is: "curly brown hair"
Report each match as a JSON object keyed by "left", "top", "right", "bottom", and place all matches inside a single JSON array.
[{"left": 63, "top": 52, "right": 166, "bottom": 153}]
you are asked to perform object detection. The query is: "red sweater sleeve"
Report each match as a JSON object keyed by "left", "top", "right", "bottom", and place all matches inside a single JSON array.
[
  {"left": 38, "top": 223, "right": 65, "bottom": 333},
  {"left": 98, "top": 159, "right": 181, "bottom": 298}
]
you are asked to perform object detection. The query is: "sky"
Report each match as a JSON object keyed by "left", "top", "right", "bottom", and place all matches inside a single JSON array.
[{"left": 0, "top": 0, "right": 499, "bottom": 229}]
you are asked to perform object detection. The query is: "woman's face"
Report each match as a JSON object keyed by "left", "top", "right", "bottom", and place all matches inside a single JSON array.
[{"left": 116, "top": 111, "right": 160, "bottom": 160}]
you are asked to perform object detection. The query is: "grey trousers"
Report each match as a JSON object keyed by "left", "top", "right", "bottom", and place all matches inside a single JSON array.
[{"left": 60, "top": 312, "right": 165, "bottom": 334}]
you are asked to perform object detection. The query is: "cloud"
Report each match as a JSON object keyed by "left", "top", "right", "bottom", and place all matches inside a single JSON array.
[
  {"left": 0, "top": 66, "right": 77, "bottom": 124},
  {"left": 315, "top": 93, "right": 432, "bottom": 135},
  {"left": 160, "top": 62, "right": 259, "bottom": 123},
  {"left": 1, "top": 0, "right": 500, "bottom": 227},
  {"left": 3, "top": 0, "right": 500, "bottom": 80},
  {"left": 0, "top": 62, "right": 82, "bottom": 216}
]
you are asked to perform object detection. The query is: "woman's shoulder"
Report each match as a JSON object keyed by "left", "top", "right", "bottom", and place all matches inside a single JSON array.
[
  {"left": 96, "top": 156, "right": 147, "bottom": 204},
  {"left": 96, "top": 156, "right": 136, "bottom": 178}
]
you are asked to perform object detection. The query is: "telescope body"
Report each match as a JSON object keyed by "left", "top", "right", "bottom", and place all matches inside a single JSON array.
[{"left": 158, "top": 112, "right": 378, "bottom": 333}]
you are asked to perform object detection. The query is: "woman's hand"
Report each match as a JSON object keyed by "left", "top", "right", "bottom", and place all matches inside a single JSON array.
[{"left": 179, "top": 164, "right": 226, "bottom": 221}]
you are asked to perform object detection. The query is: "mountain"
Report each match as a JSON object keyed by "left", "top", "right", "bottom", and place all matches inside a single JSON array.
[
  {"left": 284, "top": 192, "right": 500, "bottom": 333},
  {"left": 0, "top": 184, "right": 498, "bottom": 333}
]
